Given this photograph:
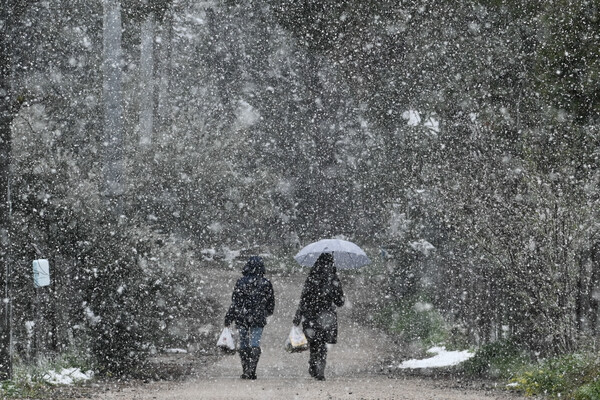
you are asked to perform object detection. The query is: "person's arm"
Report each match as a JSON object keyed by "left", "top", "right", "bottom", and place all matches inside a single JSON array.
[
  {"left": 265, "top": 280, "right": 275, "bottom": 317},
  {"left": 224, "top": 303, "right": 235, "bottom": 327},
  {"left": 224, "top": 281, "right": 241, "bottom": 326},
  {"left": 332, "top": 277, "right": 344, "bottom": 307},
  {"left": 292, "top": 285, "right": 308, "bottom": 326},
  {"left": 292, "top": 308, "right": 303, "bottom": 326}
]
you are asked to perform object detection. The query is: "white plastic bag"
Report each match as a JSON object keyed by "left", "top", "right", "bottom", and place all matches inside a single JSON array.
[
  {"left": 217, "top": 327, "right": 236, "bottom": 353},
  {"left": 285, "top": 325, "right": 308, "bottom": 353}
]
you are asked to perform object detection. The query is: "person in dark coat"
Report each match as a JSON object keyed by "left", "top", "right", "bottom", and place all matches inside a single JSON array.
[
  {"left": 225, "top": 256, "right": 275, "bottom": 380},
  {"left": 293, "top": 252, "right": 344, "bottom": 381}
]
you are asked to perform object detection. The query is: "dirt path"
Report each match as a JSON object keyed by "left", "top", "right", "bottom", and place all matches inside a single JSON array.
[{"left": 93, "top": 265, "right": 527, "bottom": 400}]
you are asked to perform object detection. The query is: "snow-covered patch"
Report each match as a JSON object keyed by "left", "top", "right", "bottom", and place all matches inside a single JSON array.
[
  {"left": 42, "top": 368, "right": 93, "bottom": 385},
  {"left": 423, "top": 115, "right": 440, "bottom": 134},
  {"left": 201, "top": 248, "right": 216, "bottom": 261},
  {"left": 83, "top": 306, "right": 100, "bottom": 325},
  {"left": 222, "top": 247, "right": 241, "bottom": 262},
  {"left": 403, "top": 110, "right": 421, "bottom": 126},
  {"left": 165, "top": 348, "right": 188, "bottom": 354},
  {"left": 235, "top": 100, "right": 260, "bottom": 129},
  {"left": 402, "top": 110, "right": 440, "bottom": 135},
  {"left": 413, "top": 301, "right": 433, "bottom": 312},
  {"left": 409, "top": 239, "right": 435, "bottom": 256},
  {"left": 398, "top": 346, "right": 474, "bottom": 369}
]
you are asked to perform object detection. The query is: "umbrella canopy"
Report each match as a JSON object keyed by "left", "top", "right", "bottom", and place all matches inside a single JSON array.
[{"left": 294, "top": 239, "right": 371, "bottom": 269}]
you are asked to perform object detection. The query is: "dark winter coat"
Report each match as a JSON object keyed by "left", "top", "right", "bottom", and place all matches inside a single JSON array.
[
  {"left": 224, "top": 256, "right": 275, "bottom": 328},
  {"left": 293, "top": 253, "right": 344, "bottom": 344}
]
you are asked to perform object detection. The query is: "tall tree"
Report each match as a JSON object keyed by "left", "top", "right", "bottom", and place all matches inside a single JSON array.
[
  {"left": 139, "top": 9, "right": 155, "bottom": 147},
  {"left": 0, "top": 0, "right": 36, "bottom": 381},
  {"left": 0, "top": 0, "right": 14, "bottom": 380},
  {"left": 102, "top": 0, "right": 125, "bottom": 216},
  {"left": 130, "top": 0, "right": 172, "bottom": 147}
]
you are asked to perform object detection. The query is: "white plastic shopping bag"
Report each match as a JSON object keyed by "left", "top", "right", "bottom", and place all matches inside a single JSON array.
[
  {"left": 217, "top": 327, "right": 236, "bottom": 353},
  {"left": 285, "top": 325, "right": 308, "bottom": 353}
]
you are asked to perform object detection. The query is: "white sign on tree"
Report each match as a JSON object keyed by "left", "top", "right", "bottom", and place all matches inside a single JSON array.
[{"left": 32, "top": 259, "right": 51, "bottom": 288}]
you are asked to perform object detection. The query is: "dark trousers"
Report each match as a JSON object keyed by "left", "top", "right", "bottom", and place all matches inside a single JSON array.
[
  {"left": 237, "top": 326, "right": 263, "bottom": 379},
  {"left": 307, "top": 329, "right": 327, "bottom": 379}
]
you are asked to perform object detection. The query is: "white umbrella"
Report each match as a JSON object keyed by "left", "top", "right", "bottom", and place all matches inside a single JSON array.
[{"left": 294, "top": 239, "right": 371, "bottom": 269}]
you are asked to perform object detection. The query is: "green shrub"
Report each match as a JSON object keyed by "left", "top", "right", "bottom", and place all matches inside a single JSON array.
[
  {"left": 375, "top": 296, "right": 448, "bottom": 347},
  {"left": 0, "top": 352, "right": 95, "bottom": 398},
  {"left": 575, "top": 380, "right": 600, "bottom": 400},
  {"left": 462, "top": 340, "right": 529, "bottom": 379},
  {"left": 83, "top": 224, "right": 152, "bottom": 377},
  {"left": 511, "top": 354, "right": 600, "bottom": 399},
  {"left": 0, "top": 379, "right": 46, "bottom": 399},
  {"left": 83, "top": 224, "right": 220, "bottom": 377}
]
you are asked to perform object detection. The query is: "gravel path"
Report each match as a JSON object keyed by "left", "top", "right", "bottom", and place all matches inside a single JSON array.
[{"left": 93, "top": 265, "right": 527, "bottom": 400}]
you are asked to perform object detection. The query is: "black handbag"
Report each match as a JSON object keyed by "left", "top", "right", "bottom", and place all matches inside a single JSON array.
[{"left": 316, "top": 309, "right": 338, "bottom": 344}]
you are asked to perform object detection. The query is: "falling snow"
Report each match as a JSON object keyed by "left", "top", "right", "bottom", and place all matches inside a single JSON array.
[{"left": 0, "top": 1, "right": 598, "bottom": 398}]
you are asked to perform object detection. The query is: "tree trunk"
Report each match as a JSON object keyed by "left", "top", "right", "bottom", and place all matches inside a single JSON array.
[
  {"left": 590, "top": 244, "right": 600, "bottom": 335},
  {"left": 139, "top": 11, "right": 155, "bottom": 147},
  {"left": 0, "top": 0, "right": 14, "bottom": 380},
  {"left": 575, "top": 251, "right": 586, "bottom": 333},
  {"left": 155, "top": 5, "right": 173, "bottom": 143},
  {"left": 102, "top": 0, "right": 125, "bottom": 216}
]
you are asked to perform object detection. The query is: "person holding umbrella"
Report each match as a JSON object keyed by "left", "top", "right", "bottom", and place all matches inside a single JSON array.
[
  {"left": 292, "top": 252, "right": 344, "bottom": 381},
  {"left": 225, "top": 256, "right": 275, "bottom": 380}
]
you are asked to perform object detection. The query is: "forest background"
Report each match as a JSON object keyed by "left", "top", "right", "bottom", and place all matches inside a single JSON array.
[{"left": 0, "top": 0, "right": 599, "bottom": 390}]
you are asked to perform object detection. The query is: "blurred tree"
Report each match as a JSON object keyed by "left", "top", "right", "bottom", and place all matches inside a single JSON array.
[
  {"left": 0, "top": 0, "right": 14, "bottom": 381},
  {"left": 124, "top": 0, "right": 173, "bottom": 147},
  {"left": 0, "top": 0, "right": 41, "bottom": 380},
  {"left": 102, "top": 0, "right": 125, "bottom": 216},
  {"left": 538, "top": 0, "right": 600, "bottom": 123}
]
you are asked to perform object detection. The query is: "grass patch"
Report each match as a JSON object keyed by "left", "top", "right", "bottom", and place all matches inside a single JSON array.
[
  {"left": 0, "top": 378, "right": 48, "bottom": 399},
  {"left": 0, "top": 350, "right": 96, "bottom": 398},
  {"left": 510, "top": 353, "right": 600, "bottom": 399},
  {"left": 575, "top": 380, "right": 600, "bottom": 400},
  {"left": 461, "top": 340, "right": 530, "bottom": 379}
]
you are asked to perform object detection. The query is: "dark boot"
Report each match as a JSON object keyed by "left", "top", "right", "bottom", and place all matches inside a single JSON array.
[
  {"left": 239, "top": 348, "right": 251, "bottom": 379},
  {"left": 311, "top": 340, "right": 327, "bottom": 381},
  {"left": 308, "top": 348, "right": 318, "bottom": 377},
  {"left": 247, "top": 347, "right": 261, "bottom": 380},
  {"left": 314, "top": 357, "right": 326, "bottom": 381}
]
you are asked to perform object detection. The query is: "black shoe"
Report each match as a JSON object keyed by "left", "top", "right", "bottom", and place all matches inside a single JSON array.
[
  {"left": 247, "top": 347, "right": 261, "bottom": 380},
  {"left": 239, "top": 348, "right": 251, "bottom": 379},
  {"left": 314, "top": 360, "right": 326, "bottom": 381}
]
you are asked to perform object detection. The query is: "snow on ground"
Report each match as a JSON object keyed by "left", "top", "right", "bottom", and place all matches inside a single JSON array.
[
  {"left": 165, "top": 348, "right": 188, "bottom": 353},
  {"left": 398, "top": 346, "right": 474, "bottom": 369},
  {"left": 42, "top": 368, "right": 94, "bottom": 385}
]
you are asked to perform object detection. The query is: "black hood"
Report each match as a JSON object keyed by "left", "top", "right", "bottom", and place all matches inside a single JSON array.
[
  {"left": 310, "top": 252, "right": 335, "bottom": 276},
  {"left": 242, "top": 256, "right": 265, "bottom": 276}
]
